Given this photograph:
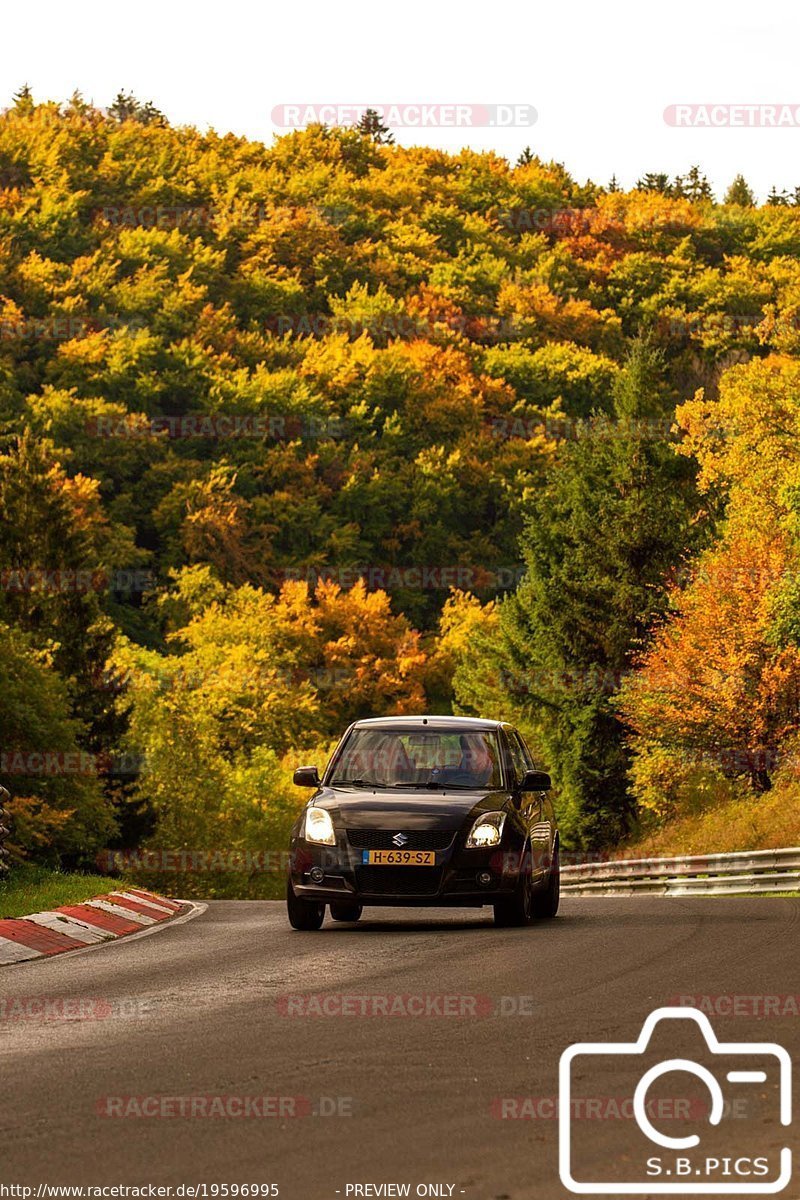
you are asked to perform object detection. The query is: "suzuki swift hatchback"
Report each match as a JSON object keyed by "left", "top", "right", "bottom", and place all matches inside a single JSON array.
[{"left": 286, "top": 716, "right": 559, "bottom": 930}]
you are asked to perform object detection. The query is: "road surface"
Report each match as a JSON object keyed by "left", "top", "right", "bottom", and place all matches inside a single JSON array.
[{"left": 0, "top": 898, "right": 797, "bottom": 1198}]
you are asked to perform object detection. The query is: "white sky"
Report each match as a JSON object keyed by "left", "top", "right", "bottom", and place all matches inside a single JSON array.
[{"left": 3, "top": 0, "right": 799, "bottom": 200}]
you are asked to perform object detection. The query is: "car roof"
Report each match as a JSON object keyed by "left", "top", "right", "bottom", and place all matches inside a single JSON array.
[{"left": 351, "top": 715, "right": 506, "bottom": 732}]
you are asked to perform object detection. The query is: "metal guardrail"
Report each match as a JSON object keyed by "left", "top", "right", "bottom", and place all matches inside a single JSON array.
[
  {"left": 561, "top": 847, "right": 800, "bottom": 896},
  {"left": 0, "top": 787, "right": 9, "bottom": 875}
]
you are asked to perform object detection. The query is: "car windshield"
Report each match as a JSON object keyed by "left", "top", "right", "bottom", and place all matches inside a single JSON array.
[{"left": 329, "top": 727, "right": 503, "bottom": 790}]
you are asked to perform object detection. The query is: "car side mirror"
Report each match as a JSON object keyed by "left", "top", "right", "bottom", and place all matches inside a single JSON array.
[
  {"left": 293, "top": 766, "right": 321, "bottom": 788},
  {"left": 520, "top": 769, "right": 551, "bottom": 792}
]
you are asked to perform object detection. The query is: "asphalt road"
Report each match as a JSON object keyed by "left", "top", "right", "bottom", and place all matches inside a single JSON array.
[{"left": 0, "top": 898, "right": 797, "bottom": 1198}]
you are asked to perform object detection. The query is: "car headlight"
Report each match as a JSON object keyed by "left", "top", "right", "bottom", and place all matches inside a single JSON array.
[
  {"left": 304, "top": 806, "right": 336, "bottom": 845},
  {"left": 466, "top": 811, "right": 506, "bottom": 848}
]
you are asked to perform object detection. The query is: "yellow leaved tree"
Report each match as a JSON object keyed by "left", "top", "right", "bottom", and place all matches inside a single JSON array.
[{"left": 620, "top": 356, "right": 800, "bottom": 818}]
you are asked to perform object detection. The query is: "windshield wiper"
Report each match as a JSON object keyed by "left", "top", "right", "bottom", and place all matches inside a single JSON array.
[
  {"left": 432, "top": 782, "right": 479, "bottom": 789},
  {"left": 330, "top": 778, "right": 481, "bottom": 790},
  {"left": 333, "top": 778, "right": 428, "bottom": 789},
  {"left": 330, "top": 777, "right": 379, "bottom": 788},
  {"left": 424, "top": 780, "right": 482, "bottom": 789},
  {"left": 394, "top": 779, "right": 479, "bottom": 790}
]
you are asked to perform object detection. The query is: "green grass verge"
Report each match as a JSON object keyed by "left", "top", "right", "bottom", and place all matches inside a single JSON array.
[
  {"left": 0, "top": 863, "right": 130, "bottom": 919},
  {"left": 0, "top": 863, "right": 287, "bottom": 912},
  {"left": 618, "top": 784, "right": 800, "bottom": 861}
]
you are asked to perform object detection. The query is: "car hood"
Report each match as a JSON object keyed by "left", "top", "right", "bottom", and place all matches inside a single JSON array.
[{"left": 309, "top": 786, "right": 510, "bottom": 828}]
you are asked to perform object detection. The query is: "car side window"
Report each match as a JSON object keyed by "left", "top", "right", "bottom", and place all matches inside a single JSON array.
[
  {"left": 506, "top": 730, "right": 528, "bottom": 786},
  {"left": 516, "top": 731, "right": 537, "bottom": 770}
]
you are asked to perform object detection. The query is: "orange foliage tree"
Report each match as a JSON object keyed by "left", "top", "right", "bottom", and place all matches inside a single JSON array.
[
  {"left": 619, "top": 534, "right": 800, "bottom": 795},
  {"left": 620, "top": 355, "right": 800, "bottom": 815}
]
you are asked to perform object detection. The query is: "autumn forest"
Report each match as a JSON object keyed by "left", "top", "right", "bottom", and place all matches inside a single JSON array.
[{"left": 2, "top": 90, "right": 800, "bottom": 892}]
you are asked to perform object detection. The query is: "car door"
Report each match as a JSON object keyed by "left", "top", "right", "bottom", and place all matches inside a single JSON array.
[
  {"left": 515, "top": 729, "right": 554, "bottom": 873},
  {"left": 506, "top": 728, "right": 546, "bottom": 881},
  {"left": 510, "top": 728, "right": 552, "bottom": 878}
]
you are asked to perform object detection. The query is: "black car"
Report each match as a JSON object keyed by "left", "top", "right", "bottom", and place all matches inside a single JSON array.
[{"left": 286, "top": 715, "right": 559, "bottom": 930}]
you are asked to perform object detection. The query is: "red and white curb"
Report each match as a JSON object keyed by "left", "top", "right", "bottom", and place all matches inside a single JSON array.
[{"left": 0, "top": 888, "right": 188, "bottom": 965}]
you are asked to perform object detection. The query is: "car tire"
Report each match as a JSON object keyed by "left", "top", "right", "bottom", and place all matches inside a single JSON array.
[
  {"left": 329, "top": 902, "right": 363, "bottom": 922},
  {"left": 286, "top": 879, "right": 325, "bottom": 931},
  {"left": 493, "top": 851, "right": 533, "bottom": 928},
  {"left": 531, "top": 844, "right": 560, "bottom": 919}
]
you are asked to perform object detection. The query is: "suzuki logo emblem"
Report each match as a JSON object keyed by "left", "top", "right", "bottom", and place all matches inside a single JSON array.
[{"left": 392, "top": 832, "right": 408, "bottom": 847}]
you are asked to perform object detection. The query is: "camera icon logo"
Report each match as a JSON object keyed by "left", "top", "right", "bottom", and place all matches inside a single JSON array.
[{"left": 559, "top": 1006, "right": 792, "bottom": 1193}]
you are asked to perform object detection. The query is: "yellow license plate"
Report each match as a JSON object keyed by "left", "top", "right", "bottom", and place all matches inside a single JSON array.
[{"left": 363, "top": 850, "right": 436, "bottom": 866}]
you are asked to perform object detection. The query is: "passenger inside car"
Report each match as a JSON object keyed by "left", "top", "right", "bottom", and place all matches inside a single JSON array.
[{"left": 332, "top": 727, "right": 501, "bottom": 789}]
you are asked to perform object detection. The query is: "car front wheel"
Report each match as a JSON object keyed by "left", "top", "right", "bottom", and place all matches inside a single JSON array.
[
  {"left": 531, "top": 844, "right": 560, "bottom": 919},
  {"left": 493, "top": 856, "right": 533, "bottom": 928},
  {"left": 286, "top": 879, "right": 325, "bottom": 931}
]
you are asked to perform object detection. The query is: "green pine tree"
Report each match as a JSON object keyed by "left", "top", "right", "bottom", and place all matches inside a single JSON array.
[
  {"left": 767, "top": 185, "right": 789, "bottom": 206},
  {"left": 636, "top": 172, "right": 670, "bottom": 193},
  {"left": 495, "top": 340, "right": 701, "bottom": 847},
  {"left": 12, "top": 84, "right": 34, "bottom": 113},
  {"left": 355, "top": 107, "right": 394, "bottom": 144},
  {"left": 681, "top": 165, "right": 714, "bottom": 202},
  {"left": 108, "top": 90, "right": 166, "bottom": 126},
  {"left": 0, "top": 434, "right": 118, "bottom": 753},
  {"left": 724, "top": 174, "right": 756, "bottom": 206}
]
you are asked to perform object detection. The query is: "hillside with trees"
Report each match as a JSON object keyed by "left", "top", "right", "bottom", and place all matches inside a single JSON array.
[{"left": 2, "top": 90, "right": 800, "bottom": 888}]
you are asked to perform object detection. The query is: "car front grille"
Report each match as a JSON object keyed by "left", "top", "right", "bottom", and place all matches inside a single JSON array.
[
  {"left": 347, "top": 828, "right": 455, "bottom": 851},
  {"left": 355, "top": 866, "right": 443, "bottom": 896}
]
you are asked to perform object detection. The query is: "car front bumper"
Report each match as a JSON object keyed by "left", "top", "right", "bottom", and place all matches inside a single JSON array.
[{"left": 288, "top": 832, "right": 535, "bottom": 907}]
